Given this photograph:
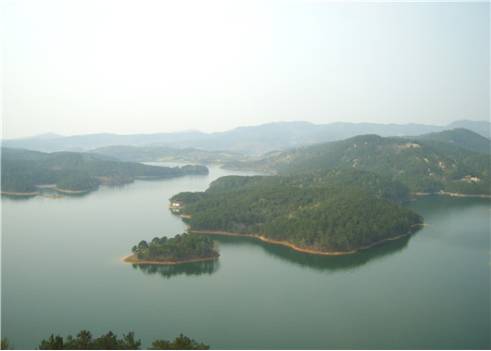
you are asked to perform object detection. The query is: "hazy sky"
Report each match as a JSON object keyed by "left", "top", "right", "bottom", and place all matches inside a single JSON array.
[{"left": 2, "top": 0, "right": 489, "bottom": 138}]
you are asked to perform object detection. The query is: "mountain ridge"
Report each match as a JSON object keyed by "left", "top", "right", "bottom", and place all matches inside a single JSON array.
[
  {"left": 224, "top": 131, "right": 491, "bottom": 195},
  {"left": 3, "top": 120, "right": 489, "bottom": 155}
]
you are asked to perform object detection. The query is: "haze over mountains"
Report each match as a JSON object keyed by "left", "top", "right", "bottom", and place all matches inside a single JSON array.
[{"left": 3, "top": 120, "right": 489, "bottom": 155}]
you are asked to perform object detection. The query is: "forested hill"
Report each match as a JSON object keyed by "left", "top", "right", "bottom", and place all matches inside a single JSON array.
[
  {"left": 1, "top": 148, "right": 208, "bottom": 194},
  {"left": 171, "top": 171, "right": 423, "bottom": 254},
  {"left": 203, "top": 169, "right": 411, "bottom": 203},
  {"left": 413, "top": 128, "right": 490, "bottom": 154},
  {"left": 227, "top": 132, "right": 491, "bottom": 195}
]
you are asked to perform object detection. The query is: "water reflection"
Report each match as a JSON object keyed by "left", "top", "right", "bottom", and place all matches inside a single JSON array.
[
  {"left": 131, "top": 259, "right": 220, "bottom": 279},
  {"left": 1, "top": 189, "right": 93, "bottom": 201},
  {"left": 1, "top": 194, "right": 38, "bottom": 201},
  {"left": 214, "top": 234, "right": 413, "bottom": 272},
  {"left": 407, "top": 195, "right": 491, "bottom": 216}
]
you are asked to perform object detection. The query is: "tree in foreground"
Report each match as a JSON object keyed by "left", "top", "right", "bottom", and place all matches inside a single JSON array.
[
  {"left": 150, "top": 334, "right": 210, "bottom": 350},
  {"left": 37, "top": 330, "right": 209, "bottom": 350},
  {"left": 1, "top": 338, "right": 10, "bottom": 350}
]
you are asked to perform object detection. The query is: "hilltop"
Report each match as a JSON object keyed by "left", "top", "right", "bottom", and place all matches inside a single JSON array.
[
  {"left": 226, "top": 131, "right": 490, "bottom": 195},
  {"left": 414, "top": 128, "right": 490, "bottom": 154}
]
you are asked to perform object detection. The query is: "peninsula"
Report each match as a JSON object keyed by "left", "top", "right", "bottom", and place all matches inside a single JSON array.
[
  {"left": 170, "top": 171, "right": 424, "bottom": 256},
  {"left": 124, "top": 233, "right": 219, "bottom": 265},
  {"left": 1, "top": 147, "right": 209, "bottom": 196}
]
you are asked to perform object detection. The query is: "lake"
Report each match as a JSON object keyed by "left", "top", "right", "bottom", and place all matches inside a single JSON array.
[{"left": 1, "top": 164, "right": 490, "bottom": 349}]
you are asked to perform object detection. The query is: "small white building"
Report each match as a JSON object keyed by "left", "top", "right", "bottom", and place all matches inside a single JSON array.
[
  {"left": 462, "top": 175, "right": 481, "bottom": 183},
  {"left": 170, "top": 202, "right": 182, "bottom": 210}
]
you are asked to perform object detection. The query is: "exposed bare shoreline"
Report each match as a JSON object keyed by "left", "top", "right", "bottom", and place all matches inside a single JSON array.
[
  {"left": 54, "top": 187, "right": 92, "bottom": 194},
  {"left": 412, "top": 191, "right": 491, "bottom": 199},
  {"left": 189, "top": 226, "right": 423, "bottom": 256},
  {"left": 121, "top": 254, "right": 219, "bottom": 265},
  {"left": 1, "top": 191, "right": 39, "bottom": 196},
  {"left": 1, "top": 188, "right": 91, "bottom": 196}
]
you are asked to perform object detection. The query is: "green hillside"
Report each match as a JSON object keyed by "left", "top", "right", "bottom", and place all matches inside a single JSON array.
[
  {"left": 91, "top": 145, "right": 247, "bottom": 164},
  {"left": 415, "top": 128, "right": 490, "bottom": 154},
  {"left": 1, "top": 148, "right": 208, "bottom": 194},
  {"left": 171, "top": 171, "right": 422, "bottom": 253},
  {"left": 231, "top": 134, "right": 490, "bottom": 195}
]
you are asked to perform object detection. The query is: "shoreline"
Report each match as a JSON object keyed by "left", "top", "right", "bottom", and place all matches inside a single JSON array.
[
  {"left": 121, "top": 253, "right": 219, "bottom": 266},
  {"left": 54, "top": 187, "right": 93, "bottom": 194},
  {"left": 1, "top": 188, "right": 92, "bottom": 196},
  {"left": 412, "top": 191, "right": 491, "bottom": 199},
  {"left": 1, "top": 191, "right": 39, "bottom": 196},
  {"left": 189, "top": 225, "right": 423, "bottom": 256}
]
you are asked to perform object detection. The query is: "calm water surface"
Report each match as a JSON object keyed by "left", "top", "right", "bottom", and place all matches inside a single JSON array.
[{"left": 2, "top": 165, "right": 490, "bottom": 349}]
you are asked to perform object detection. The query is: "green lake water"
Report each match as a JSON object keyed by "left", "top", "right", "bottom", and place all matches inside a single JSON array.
[{"left": 1, "top": 164, "right": 490, "bottom": 349}]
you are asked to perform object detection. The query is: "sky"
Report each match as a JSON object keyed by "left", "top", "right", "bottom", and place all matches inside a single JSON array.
[{"left": 1, "top": 0, "right": 489, "bottom": 138}]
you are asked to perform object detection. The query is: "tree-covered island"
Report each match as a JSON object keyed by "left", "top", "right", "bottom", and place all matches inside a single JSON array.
[
  {"left": 170, "top": 170, "right": 424, "bottom": 255},
  {"left": 124, "top": 233, "right": 219, "bottom": 265}
]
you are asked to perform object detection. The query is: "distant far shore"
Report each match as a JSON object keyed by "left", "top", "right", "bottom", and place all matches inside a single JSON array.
[
  {"left": 189, "top": 226, "right": 423, "bottom": 256},
  {"left": 122, "top": 254, "right": 219, "bottom": 265},
  {"left": 412, "top": 191, "right": 491, "bottom": 199}
]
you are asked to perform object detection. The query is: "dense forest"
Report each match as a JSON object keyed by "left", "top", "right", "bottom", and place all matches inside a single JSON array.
[
  {"left": 0, "top": 331, "right": 208, "bottom": 349},
  {"left": 225, "top": 129, "right": 491, "bottom": 195},
  {"left": 171, "top": 171, "right": 423, "bottom": 253},
  {"left": 200, "top": 169, "right": 411, "bottom": 203},
  {"left": 131, "top": 233, "right": 218, "bottom": 262},
  {"left": 414, "top": 128, "right": 490, "bottom": 154},
  {"left": 1, "top": 148, "right": 208, "bottom": 194}
]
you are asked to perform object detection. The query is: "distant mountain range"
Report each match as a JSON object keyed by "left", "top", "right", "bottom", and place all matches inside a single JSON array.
[
  {"left": 3, "top": 120, "right": 489, "bottom": 155},
  {"left": 3, "top": 127, "right": 489, "bottom": 197}
]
